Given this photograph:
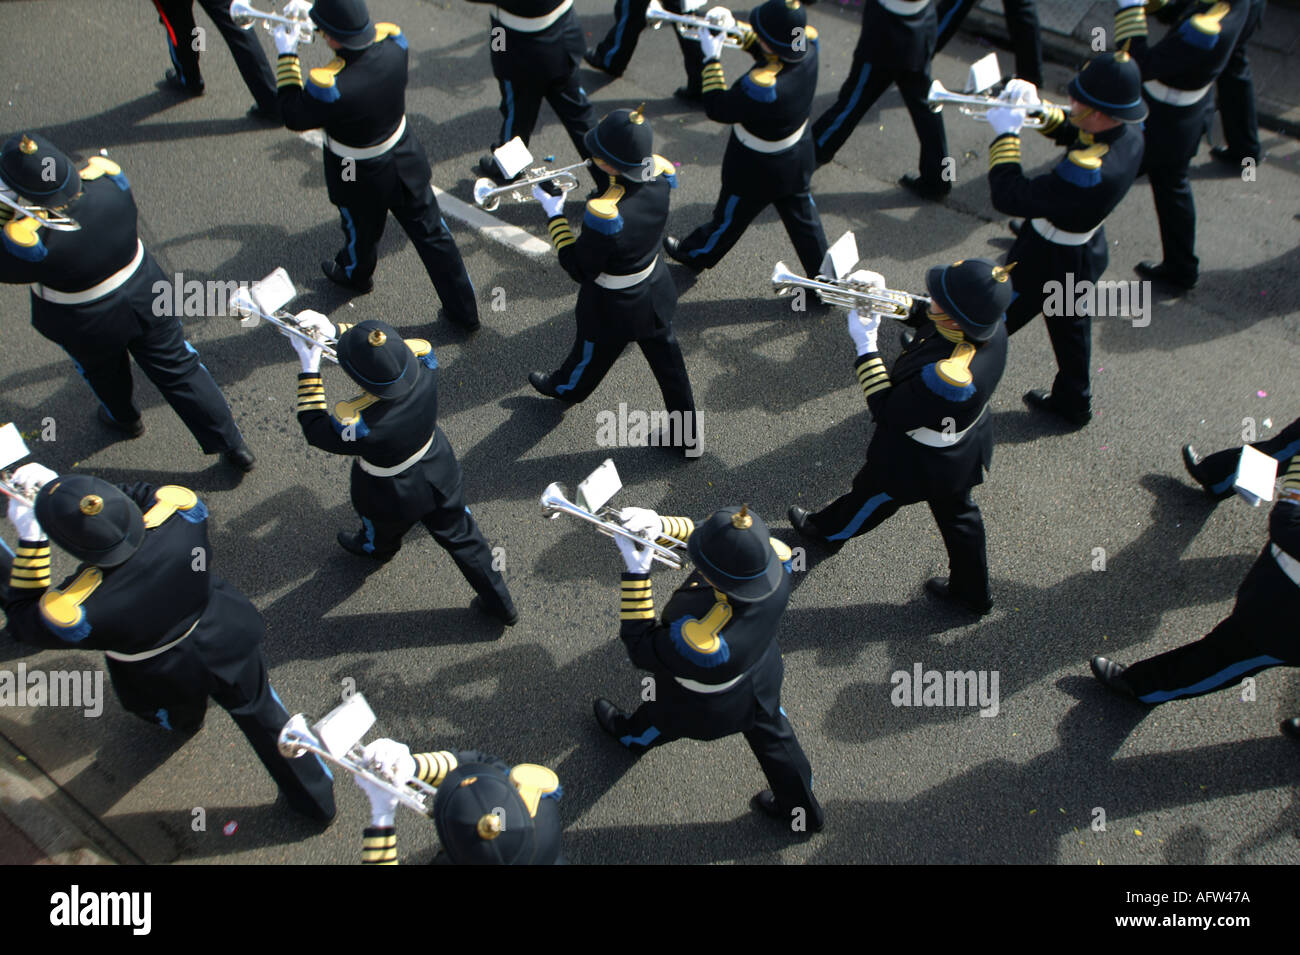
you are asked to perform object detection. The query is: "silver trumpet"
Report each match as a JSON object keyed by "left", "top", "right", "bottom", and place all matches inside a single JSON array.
[
  {"left": 472, "top": 160, "right": 590, "bottom": 212},
  {"left": 0, "top": 471, "right": 38, "bottom": 508},
  {"left": 0, "top": 422, "right": 43, "bottom": 507},
  {"left": 771, "top": 262, "right": 929, "bottom": 317},
  {"left": 925, "top": 79, "right": 1068, "bottom": 130},
  {"left": 231, "top": 1, "right": 315, "bottom": 42},
  {"left": 647, "top": 0, "right": 748, "bottom": 48},
  {"left": 279, "top": 694, "right": 439, "bottom": 817},
  {"left": 0, "top": 192, "right": 80, "bottom": 232},
  {"left": 230, "top": 268, "right": 340, "bottom": 364},
  {"left": 540, "top": 479, "right": 688, "bottom": 570}
]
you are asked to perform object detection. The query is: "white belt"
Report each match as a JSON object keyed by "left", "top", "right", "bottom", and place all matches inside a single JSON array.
[
  {"left": 357, "top": 432, "right": 435, "bottom": 477},
  {"left": 878, "top": 0, "right": 928, "bottom": 15},
  {"left": 105, "top": 617, "right": 199, "bottom": 663},
  {"left": 491, "top": 0, "right": 572, "bottom": 32},
  {"left": 30, "top": 239, "right": 144, "bottom": 306},
  {"left": 1272, "top": 544, "right": 1300, "bottom": 588},
  {"left": 595, "top": 256, "right": 658, "bottom": 289},
  {"left": 326, "top": 115, "right": 407, "bottom": 160},
  {"left": 675, "top": 672, "right": 746, "bottom": 694},
  {"left": 1030, "top": 218, "right": 1100, "bottom": 247},
  {"left": 1143, "top": 79, "right": 1211, "bottom": 108},
  {"left": 733, "top": 120, "right": 807, "bottom": 154},
  {"left": 907, "top": 405, "right": 986, "bottom": 448}
]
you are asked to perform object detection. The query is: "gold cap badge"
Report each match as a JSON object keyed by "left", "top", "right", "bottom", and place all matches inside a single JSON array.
[
  {"left": 992, "top": 263, "right": 1016, "bottom": 283},
  {"left": 731, "top": 504, "right": 753, "bottom": 530},
  {"left": 629, "top": 103, "right": 646, "bottom": 125},
  {"left": 19, "top": 135, "right": 37, "bottom": 155},
  {"left": 368, "top": 329, "right": 387, "bottom": 347},
  {"left": 79, "top": 495, "right": 103, "bottom": 516},
  {"left": 476, "top": 813, "right": 504, "bottom": 840}
]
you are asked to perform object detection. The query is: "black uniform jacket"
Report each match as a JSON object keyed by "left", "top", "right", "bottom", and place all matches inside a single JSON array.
[
  {"left": 857, "top": 321, "right": 1008, "bottom": 499},
  {"left": 703, "top": 35, "right": 819, "bottom": 197},
  {"left": 1122, "top": 0, "right": 1253, "bottom": 92},
  {"left": 545, "top": 163, "right": 678, "bottom": 341},
  {"left": 297, "top": 352, "right": 459, "bottom": 522}
]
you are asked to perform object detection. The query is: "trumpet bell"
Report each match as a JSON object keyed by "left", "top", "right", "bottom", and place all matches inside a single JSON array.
[
  {"left": 473, "top": 177, "right": 502, "bottom": 212},
  {"left": 230, "top": 0, "right": 259, "bottom": 27},
  {"left": 540, "top": 482, "right": 572, "bottom": 519}
]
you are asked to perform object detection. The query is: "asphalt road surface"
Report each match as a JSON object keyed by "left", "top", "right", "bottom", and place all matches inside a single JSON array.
[{"left": 0, "top": 0, "right": 1297, "bottom": 865}]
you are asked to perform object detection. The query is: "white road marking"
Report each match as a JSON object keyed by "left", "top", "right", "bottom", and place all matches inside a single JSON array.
[{"left": 295, "top": 130, "right": 551, "bottom": 260}]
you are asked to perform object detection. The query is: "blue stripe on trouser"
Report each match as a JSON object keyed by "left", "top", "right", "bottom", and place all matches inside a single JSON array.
[
  {"left": 503, "top": 80, "right": 516, "bottom": 141},
  {"left": 1139, "top": 654, "right": 1285, "bottom": 703},
  {"left": 340, "top": 207, "right": 359, "bottom": 277},
  {"left": 361, "top": 517, "right": 377, "bottom": 554},
  {"left": 817, "top": 63, "right": 873, "bottom": 148},
  {"left": 0, "top": 536, "right": 13, "bottom": 558},
  {"left": 826, "top": 491, "right": 893, "bottom": 540},
  {"left": 555, "top": 341, "right": 595, "bottom": 394},
  {"left": 936, "top": 0, "right": 972, "bottom": 38},
  {"left": 270, "top": 683, "right": 333, "bottom": 780},
  {"left": 1210, "top": 438, "right": 1300, "bottom": 495},
  {"left": 690, "top": 195, "right": 740, "bottom": 258},
  {"left": 621, "top": 726, "right": 660, "bottom": 747},
  {"left": 603, "top": 0, "right": 632, "bottom": 66}
]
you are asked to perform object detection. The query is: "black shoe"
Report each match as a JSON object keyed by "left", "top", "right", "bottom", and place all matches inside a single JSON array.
[
  {"left": 321, "top": 260, "right": 374, "bottom": 293},
  {"left": 788, "top": 505, "right": 842, "bottom": 554},
  {"left": 924, "top": 577, "right": 993, "bottom": 616},
  {"left": 1181, "top": 444, "right": 1230, "bottom": 499},
  {"left": 1281, "top": 717, "right": 1300, "bottom": 741},
  {"left": 663, "top": 236, "right": 701, "bottom": 272},
  {"left": 97, "top": 405, "right": 144, "bottom": 438},
  {"left": 898, "top": 174, "right": 951, "bottom": 201},
  {"left": 222, "top": 444, "right": 255, "bottom": 473},
  {"left": 447, "top": 311, "right": 481, "bottom": 332},
  {"left": 163, "top": 70, "right": 204, "bottom": 96},
  {"left": 1135, "top": 260, "right": 1197, "bottom": 290},
  {"left": 529, "top": 370, "right": 562, "bottom": 400},
  {"left": 336, "top": 530, "right": 394, "bottom": 563},
  {"left": 593, "top": 698, "right": 625, "bottom": 741},
  {"left": 1023, "top": 389, "right": 1091, "bottom": 428},
  {"left": 583, "top": 49, "right": 619, "bottom": 76},
  {"left": 1209, "top": 146, "right": 1257, "bottom": 169},
  {"left": 472, "top": 594, "right": 518, "bottom": 626},
  {"left": 673, "top": 86, "right": 704, "bottom": 105},
  {"left": 246, "top": 103, "right": 281, "bottom": 124},
  {"left": 1009, "top": 218, "right": 1023, "bottom": 236},
  {"left": 1090, "top": 656, "right": 1143, "bottom": 702},
  {"left": 750, "top": 790, "right": 824, "bottom": 833}
]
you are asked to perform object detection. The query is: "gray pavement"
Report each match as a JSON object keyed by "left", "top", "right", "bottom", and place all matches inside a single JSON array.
[{"left": 0, "top": 0, "right": 1297, "bottom": 865}]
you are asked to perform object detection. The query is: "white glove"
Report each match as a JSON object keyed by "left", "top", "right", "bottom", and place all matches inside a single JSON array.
[
  {"left": 11, "top": 463, "right": 58, "bottom": 494},
  {"left": 1002, "top": 78, "right": 1040, "bottom": 108},
  {"left": 847, "top": 269, "right": 886, "bottom": 291},
  {"left": 1116, "top": 0, "right": 1145, "bottom": 9},
  {"left": 293, "top": 308, "right": 336, "bottom": 344},
  {"left": 354, "top": 738, "right": 415, "bottom": 827},
  {"left": 847, "top": 308, "right": 881, "bottom": 357},
  {"left": 8, "top": 495, "right": 43, "bottom": 542},
  {"left": 698, "top": 26, "right": 726, "bottom": 61},
  {"left": 615, "top": 532, "right": 656, "bottom": 575},
  {"left": 619, "top": 507, "right": 662, "bottom": 540},
  {"left": 284, "top": 0, "right": 314, "bottom": 18},
  {"left": 274, "top": 23, "right": 301, "bottom": 56},
  {"left": 290, "top": 332, "right": 324, "bottom": 374},
  {"left": 988, "top": 106, "right": 1026, "bottom": 137},
  {"left": 532, "top": 184, "right": 566, "bottom": 219}
]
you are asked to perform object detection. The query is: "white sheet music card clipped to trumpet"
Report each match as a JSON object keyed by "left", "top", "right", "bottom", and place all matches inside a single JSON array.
[
  {"left": 0, "top": 423, "right": 31, "bottom": 472},
  {"left": 1233, "top": 445, "right": 1278, "bottom": 507},
  {"left": 313, "top": 693, "right": 378, "bottom": 758},
  {"left": 966, "top": 52, "right": 1002, "bottom": 94},
  {"left": 819, "top": 231, "right": 861, "bottom": 281},
  {"left": 493, "top": 137, "right": 535, "bottom": 180},
  {"left": 230, "top": 267, "right": 296, "bottom": 327},
  {"left": 577, "top": 458, "right": 623, "bottom": 513}
]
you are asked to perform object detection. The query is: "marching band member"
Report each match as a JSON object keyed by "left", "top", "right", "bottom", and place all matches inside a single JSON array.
[
  {"left": 810, "top": 0, "right": 950, "bottom": 201},
  {"left": 288, "top": 316, "right": 517, "bottom": 625},
  {"left": 0, "top": 133, "right": 255, "bottom": 472},
  {"left": 353, "top": 741, "right": 564, "bottom": 864},
  {"left": 986, "top": 52, "right": 1146, "bottom": 428},
  {"left": 788, "top": 259, "right": 1011, "bottom": 615},
  {"left": 3, "top": 469, "right": 335, "bottom": 821},
  {"left": 1182, "top": 415, "right": 1300, "bottom": 501},
  {"left": 275, "top": 0, "right": 480, "bottom": 329},
  {"left": 584, "top": 0, "right": 714, "bottom": 103},
  {"left": 528, "top": 107, "right": 698, "bottom": 456},
  {"left": 466, "top": 0, "right": 597, "bottom": 180},
  {"left": 1092, "top": 452, "right": 1300, "bottom": 741},
  {"left": 664, "top": 0, "right": 828, "bottom": 278},
  {"left": 934, "top": 0, "right": 1042, "bottom": 87},
  {"left": 595, "top": 504, "right": 825, "bottom": 832},
  {"left": 1114, "top": 0, "right": 1256, "bottom": 290}
]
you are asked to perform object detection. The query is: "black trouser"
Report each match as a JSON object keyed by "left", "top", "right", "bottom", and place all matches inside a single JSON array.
[
  {"left": 610, "top": 676, "right": 824, "bottom": 827},
  {"left": 31, "top": 265, "right": 245, "bottom": 455},
  {"left": 494, "top": 69, "right": 596, "bottom": 160},
  {"left": 812, "top": 61, "right": 948, "bottom": 182},
  {"left": 549, "top": 328, "right": 696, "bottom": 416},
  {"left": 1122, "top": 542, "right": 1300, "bottom": 704},
  {"left": 588, "top": 0, "right": 705, "bottom": 92},
  {"left": 1195, "top": 416, "right": 1300, "bottom": 498},
  {"left": 108, "top": 634, "right": 335, "bottom": 821},
  {"left": 1140, "top": 97, "right": 1208, "bottom": 283},
  {"left": 152, "top": 0, "right": 278, "bottom": 112},
  {"left": 935, "top": 0, "right": 1042, "bottom": 86},
  {"left": 811, "top": 477, "right": 990, "bottom": 608},
  {"left": 1215, "top": 0, "right": 1264, "bottom": 161},
  {"left": 677, "top": 189, "right": 828, "bottom": 277}
]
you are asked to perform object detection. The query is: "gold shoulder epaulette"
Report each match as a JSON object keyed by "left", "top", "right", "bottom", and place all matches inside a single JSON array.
[
  {"left": 586, "top": 183, "right": 626, "bottom": 220},
  {"left": 143, "top": 485, "right": 199, "bottom": 529},
  {"left": 79, "top": 156, "right": 122, "bottom": 181},
  {"left": 770, "top": 538, "right": 793, "bottom": 563},
  {"left": 309, "top": 57, "right": 347, "bottom": 90},
  {"left": 936, "top": 342, "right": 977, "bottom": 388},
  {"left": 1067, "top": 142, "right": 1110, "bottom": 170},
  {"left": 651, "top": 154, "right": 676, "bottom": 178},
  {"left": 40, "top": 568, "right": 103, "bottom": 629},
  {"left": 1190, "top": 1, "right": 1231, "bottom": 35},
  {"left": 334, "top": 392, "right": 380, "bottom": 425},
  {"left": 748, "top": 59, "right": 784, "bottom": 88},
  {"left": 375, "top": 22, "right": 402, "bottom": 40},
  {"left": 509, "top": 764, "right": 560, "bottom": 818}
]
